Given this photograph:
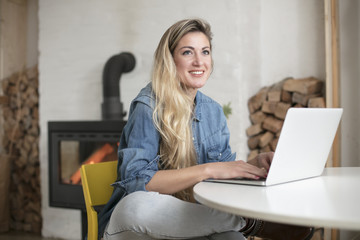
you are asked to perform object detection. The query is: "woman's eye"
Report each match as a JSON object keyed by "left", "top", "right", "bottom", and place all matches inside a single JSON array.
[
  {"left": 203, "top": 50, "right": 210, "bottom": 55},
  {"left": 182, "top": 50, "right": 192, "bottom": 55}
]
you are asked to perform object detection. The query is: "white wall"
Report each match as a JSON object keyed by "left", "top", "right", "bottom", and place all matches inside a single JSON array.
[
  {"left": 27, "top": 0, "right": 39, "bottom": 69},
  {"left": 38, "top": 1, "right": 327, "bottom": 239},
  {"left": 339, "top": 1, "right": 360, "bottom": 168},
  {"left": 339, "top": 3, "right": 360, "bottom": 238}
]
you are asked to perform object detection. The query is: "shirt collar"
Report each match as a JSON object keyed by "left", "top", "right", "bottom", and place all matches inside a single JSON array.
[{"left": 193, "top": 91, "right": 202, "bottom": 122}]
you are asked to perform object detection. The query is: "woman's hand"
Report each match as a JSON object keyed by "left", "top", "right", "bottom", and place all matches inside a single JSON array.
[
  {"left": 204, "top": 160, "right": 268, "bottom": 180},
  {"left": 247, "top": 152, "right": 274, "bottom": 172}
]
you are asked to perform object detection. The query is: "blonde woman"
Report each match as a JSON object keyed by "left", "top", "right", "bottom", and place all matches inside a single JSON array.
[{"left": 99, "top": 19, "right": 314, "bottom": 240}]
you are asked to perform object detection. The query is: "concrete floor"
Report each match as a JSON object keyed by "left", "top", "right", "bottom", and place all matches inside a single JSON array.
[{"left": 0, "top": 231, "right": 63, "bottom": 240}]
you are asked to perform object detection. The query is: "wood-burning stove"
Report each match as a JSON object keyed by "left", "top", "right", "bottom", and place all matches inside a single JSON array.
[{"left": 48, "top": 120, "right": 126, "bottom": 238}]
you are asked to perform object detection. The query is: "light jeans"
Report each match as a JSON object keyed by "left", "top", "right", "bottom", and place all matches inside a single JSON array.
[{"left": 103, "top": 191, "right": 246, "bottom": 240}]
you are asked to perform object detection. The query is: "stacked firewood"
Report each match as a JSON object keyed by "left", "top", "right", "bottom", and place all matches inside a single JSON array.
[
  {"left": 0, "top": 66, "right": 41, "bottom": 233},
  {"left": 246, "top": 77, "right": 325, "bottom": 160}
]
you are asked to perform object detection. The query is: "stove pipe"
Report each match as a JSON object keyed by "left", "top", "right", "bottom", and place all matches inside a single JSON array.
[{"left": 101, "top": 52, "right": 136, "bottom": 120}]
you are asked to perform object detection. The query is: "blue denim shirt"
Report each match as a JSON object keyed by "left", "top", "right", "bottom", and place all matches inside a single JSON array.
[
  {"left": 114, "top": 83, "right": 236, "bottom": 193},
  {"left": 98, "top": 83, "right": 236, "bottom": 238}
]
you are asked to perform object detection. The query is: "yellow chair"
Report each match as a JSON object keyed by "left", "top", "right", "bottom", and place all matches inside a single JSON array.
[{"left": 80, "top": 161, "right": 118, "bottom": 240}]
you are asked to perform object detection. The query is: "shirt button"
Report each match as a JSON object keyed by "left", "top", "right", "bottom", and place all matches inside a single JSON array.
[{"left": 192, "top": 137, "right": 195, "bottom": 140}]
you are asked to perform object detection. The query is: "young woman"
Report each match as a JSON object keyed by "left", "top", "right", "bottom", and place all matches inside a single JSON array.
[{"left": 98, "top": 18, "right": 314, "bottom": 240}]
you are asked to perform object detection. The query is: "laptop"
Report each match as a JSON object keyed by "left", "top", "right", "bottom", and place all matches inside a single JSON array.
[{"left": 205, "top": 108, "right": 343, "bottom": 186}]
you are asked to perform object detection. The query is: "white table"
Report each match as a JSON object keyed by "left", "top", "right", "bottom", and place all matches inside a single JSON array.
[{"left": 193, "top": 167, "right": 360, "bottom": 231}]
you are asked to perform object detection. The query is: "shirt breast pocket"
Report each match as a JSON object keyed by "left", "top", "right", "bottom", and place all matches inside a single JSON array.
[
  {"left": 204, "top": 128, "right": 233, "bottom": 162},
  {"left": 207, "top": 146, "right": 223, "bottom": 161}
]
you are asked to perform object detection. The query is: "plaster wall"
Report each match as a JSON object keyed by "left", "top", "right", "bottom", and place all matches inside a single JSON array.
[
  {"left": 339, "top": 1, "right": 360, "bottom": 168},
  {"left": 338, "top": 2, "right": 360, "bottom": 238}
]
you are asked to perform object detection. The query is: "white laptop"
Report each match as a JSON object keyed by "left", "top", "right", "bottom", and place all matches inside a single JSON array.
[{"left": 205, "top": 108, "right": 343, "bottom": 186}]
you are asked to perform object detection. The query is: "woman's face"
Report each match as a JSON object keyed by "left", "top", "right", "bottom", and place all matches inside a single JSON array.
[{"left": 173, "top": 31, "right": 212, "bottom": 98}]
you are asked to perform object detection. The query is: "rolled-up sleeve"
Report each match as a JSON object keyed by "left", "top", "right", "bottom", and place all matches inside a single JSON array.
[{"left": 113, "top": 99, "right": 161, "bottom": 194}]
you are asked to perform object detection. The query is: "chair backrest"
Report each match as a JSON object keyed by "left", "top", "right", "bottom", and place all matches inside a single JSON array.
[{"left": 80, "top": 161, "right": 118, "bottom": 240}]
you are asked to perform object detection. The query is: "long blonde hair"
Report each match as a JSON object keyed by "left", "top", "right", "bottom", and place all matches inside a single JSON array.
[{"left": 151, "top": 19, "right": 213, "bottom": 201}]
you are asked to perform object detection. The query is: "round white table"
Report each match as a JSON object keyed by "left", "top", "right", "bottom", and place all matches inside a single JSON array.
[{"left": 193, "top": 167, "right": 360, "bottom": 231}]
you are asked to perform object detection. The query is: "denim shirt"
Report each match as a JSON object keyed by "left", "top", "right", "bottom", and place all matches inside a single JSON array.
[
  {"left": 97, "top": 83, "right": 236, "bottom": 238},
  {"left": 114, "top": 83, "right": 236, "bottom": 193}
]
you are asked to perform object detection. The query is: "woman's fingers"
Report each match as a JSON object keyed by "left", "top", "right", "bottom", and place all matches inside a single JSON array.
[
  {"left": 206, "top": 160, "right": 269, "bottom": 180},
  {"left": 261, "top": 152, "right": 274, "bottom": 170},
  {"left": 233, "top": 161, "right": 268, "bottom": 179}
]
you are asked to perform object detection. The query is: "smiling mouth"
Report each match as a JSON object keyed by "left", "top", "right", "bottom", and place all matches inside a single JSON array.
[{"left": 189, "top": 71, "right": 204, "bottom": 75}]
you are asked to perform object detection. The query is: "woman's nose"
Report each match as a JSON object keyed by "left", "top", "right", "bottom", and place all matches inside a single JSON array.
[{"left": 193, "top": 53, "right": 203, "bottom": 66}]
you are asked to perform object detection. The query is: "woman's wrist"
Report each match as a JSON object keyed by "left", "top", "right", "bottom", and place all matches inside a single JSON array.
[{"left": 201, "top": 163, "right": 215, "bottom": 180}]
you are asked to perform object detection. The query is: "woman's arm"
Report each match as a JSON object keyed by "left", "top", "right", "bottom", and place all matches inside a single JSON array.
[
  {"left": 145, "top": 160, "right": 268, "bottom": 194},
  {"left": 145, "top": 164, "right": 207, "bottom": 194}
]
